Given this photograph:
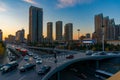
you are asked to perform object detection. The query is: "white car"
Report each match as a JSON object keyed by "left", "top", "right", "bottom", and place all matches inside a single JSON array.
[
  {"left": 107, "top": 53, "right": 116, "bottom": 55},
  {"left": 36, "top": 58, "right": 42, "bottom": 64}
]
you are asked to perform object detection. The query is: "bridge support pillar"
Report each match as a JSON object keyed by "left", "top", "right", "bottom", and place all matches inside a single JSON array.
[
  {"left": 96, "top": 60, "right": 99, "bottom": 69},
  {"left": 57, "top": 71, "right": 60, "bottom": 80}
]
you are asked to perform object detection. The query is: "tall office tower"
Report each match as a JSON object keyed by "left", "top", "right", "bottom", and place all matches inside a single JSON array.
[
  {"left": 64, "top": 23, "right": 73, "bottom": 41},
  {"left": 0, "top": 29, "right": 3, "bottom": 41},
  {"left": 94, "top": 13, "right": 103, "bottom": 43},
  {"left": 47, "top": 22, "right": 53, "bottom": 42},
  {"left": 108, "top": 19, "right": 115, "bottom": 40},
  {"left": 115, "top": 24, "right": 120, "bottom": 40},
  {"left": 29, "top": 6, "right": 43, "bottom": 43},
  {"left": 56, "top": 21, "right": 62, "bottom": 41},
  {"left": 103, "top": 16, "right": 109, "bottom": 40},
  {"left": 15, "top": 29, "right": 25, "bottom": 43}
]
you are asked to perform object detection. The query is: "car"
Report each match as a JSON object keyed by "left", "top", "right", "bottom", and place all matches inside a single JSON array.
[
  {"left": 91, "top": 52, "right": 100, "bottom": 56},
  {"left": 36, "top": 58, "right": 42, "bottom": 64},
  {"left": 38, "top": 65, "right": 51, "bottom": 75},
  {"left": 27, "top": 51, "right": 33, "bottom": 56},
  {"left": 85, "top": 50, "right": 93, "bottom": 55},
  {"left": 107, "top": 52, "right": 116, "bottom": 55},
  {"left": 92, "top": 52, "right": 106, "bottom": 56},
  {"left": 19, "top": 63, "right": 36, "bottom": 72},
  {"left": 33, "top": 55, "right": 39, "bottom": 59},
  {"left": 0, "top": 61, "right": 18, "bottom": 73},
  {"left": 0, "top": 64, "right": 4, "bottom": 69},
  {"left": 66, "top": 55, "right": 74, "bottom": 59},
  {"left": 24, "top": 55, "right": 29, "bottom": 60},
  {"left": 9, "top": 56, "right": 16, "bottom": 61},
  {"left": 0, "top": 64, "right": 5, "bottom": 71}
]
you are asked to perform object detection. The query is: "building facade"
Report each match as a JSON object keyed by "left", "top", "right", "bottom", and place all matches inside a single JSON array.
[
  {"left": 115, "top": 25, "right": 120, "bottom": 40},
  {"left": 86, "top": 33, "right": 91, "bottom": 38},
  {"left": 29, "top": 6, "right": 43, "bottom": 43},
  {"left": 5, "top": 35, "right": 15, "bottom": 43},
  {"left": 56, "top": 21, "right": 62, "bottom": 41},
  {"left": 94, "top": 13, "right": 103, "bottom": 43},
  {"left": 47, "top": 22, "right": 53, "bottom": 42},
  {"left": 15, "top": 29, "right": 25, "bottom": 43},
  {"left": 0, "top": 29, "right": 3, "bottom": 41},
  {"left": 64, "top": 23, "right": 73, "bottom": 41},
  {"left": 93, "top": 13, "right": 120, "bottom": 43}
]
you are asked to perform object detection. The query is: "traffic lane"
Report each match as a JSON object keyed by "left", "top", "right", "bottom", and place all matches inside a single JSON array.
[
  {"left": 0, "top": 67, "right": 43, "bottom": 80},
  {"left": 0, "top": 56, "right": 44, "bottom": 80}
]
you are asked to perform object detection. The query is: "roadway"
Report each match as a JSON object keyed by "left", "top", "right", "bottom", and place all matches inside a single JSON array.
[
  {"left": 0, "top": 46, "right": 83, "bottom": 80},
  {"left": 0, "top": 45, "right": 120, "bottom": 80}
]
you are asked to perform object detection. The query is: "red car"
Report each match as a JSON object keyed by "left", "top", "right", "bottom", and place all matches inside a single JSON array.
[{"left": 66, "top": 55, "right": 74, "bottom": 59}]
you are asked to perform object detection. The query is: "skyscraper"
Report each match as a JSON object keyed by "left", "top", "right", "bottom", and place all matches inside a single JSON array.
[
  {"left": 108, "top": 19, "right": 115, "bottom": 40},
  {"left": 0, "top": 29, "right": 3, "bottom": 41},
  {"left": 29, "top": 6, "right": 43, "bottom": 43},
  {"left": 94, "top": 13, "right": 103, "bottom": 43},
  {"left": 103, "top": 16, "right": 109, "bottom": 40},
  {"left": 115, "top": 24, "right": 120, "bottom": 40},
  {"left": 47, "top": 22, "right": 53, "bottom": 42},
  {"left": 93, "top": 13, "right": 119, "bottom": 43},
  {"left": 56, "top": 21, "right": 62, "bottom": 41},
  {"left": 15, "top": 29, "right": 25, "bottom": 43},
  {"left": 64, "top": 23, "right": 73, "bottom": 41}
]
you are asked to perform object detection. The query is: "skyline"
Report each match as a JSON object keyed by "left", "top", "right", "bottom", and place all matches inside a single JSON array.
[{"left": 0, "top": 0, "right": 120, "bottom": 40}]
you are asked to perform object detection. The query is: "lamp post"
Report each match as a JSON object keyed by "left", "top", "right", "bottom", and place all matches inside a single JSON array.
[
  {"left": 77, "top": 29, "right": 80, "bottom": 40},
  {"left": 102, "top": 25, "right": 104, "bottom": 52}
]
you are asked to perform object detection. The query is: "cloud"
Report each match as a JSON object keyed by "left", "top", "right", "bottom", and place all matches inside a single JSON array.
[
  {"left": 0, "top": 7, "right": 6, "bottom": 12},
  {"left": 57, "top": 0, "right": 94, "bottom": 8},
  {"left": 23, "top": 0, "right": 38, "bottom": 5},
  {"left": 0, "top": 2, "right": 7, "bottom": 12}
]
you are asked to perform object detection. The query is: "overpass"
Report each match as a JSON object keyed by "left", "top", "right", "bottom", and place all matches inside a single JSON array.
[{"left": 41, "top": 54, "right": 120, "bottom": 80}]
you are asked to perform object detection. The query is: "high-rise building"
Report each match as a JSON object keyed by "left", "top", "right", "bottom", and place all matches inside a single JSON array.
[
  {"left": 5, "top": 35, "right": 15, "bottom": 43},
  {"left": 103, "top": 16, "right": 109, "bottom": 40},
  {"left": 64, "top": 23, "right": 73, "bottom": 41},
  {"left": 47, "top": 22, "right": 53, "bottom": 42},
  {"left": 0, "top": 29, "right": 3, "bottom": 41},
  {"left": 115, "top": 25, "right": 120, "bottom": 40},
  {"left": 15, "top": 29, "right": 25, "bottom": 43},
  {"left": 108, "top": 19, "right": 115, "bottom": 40},
  {"left": 86, "top": 33, "right": 91, "bottom": 38},
  {"left": 29, "top": 6, "right": 43, "bottom": 43},
  {"left": 93, "top": 13, "right": 120, "bottom": 43},
  {"left": 56, "top": 21, "right": 62, "bottom": 41},
  {"left": 94, "top": 13, "right": 103, "bottom": 43}
]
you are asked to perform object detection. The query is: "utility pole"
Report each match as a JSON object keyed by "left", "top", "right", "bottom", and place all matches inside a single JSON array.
[
  {"left": 77, "top": 29, "right": 80, "bottom": 40},
  {"left": 102, "top": 25, "right": 104, "bottom": 52}
]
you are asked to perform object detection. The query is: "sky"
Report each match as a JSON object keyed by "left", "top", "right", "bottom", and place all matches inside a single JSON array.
[{"left": 0, "top": 0, "right": 120, "bottom": 40}]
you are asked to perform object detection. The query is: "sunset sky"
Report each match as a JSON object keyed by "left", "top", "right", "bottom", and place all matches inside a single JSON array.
[{"left": 0, "top": 0, "right": 120, "bottom": 40}]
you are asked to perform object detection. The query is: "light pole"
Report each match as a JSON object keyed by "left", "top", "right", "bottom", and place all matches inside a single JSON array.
[
  {"left": 77, "top": 29, "right": 80, "bottom": 40},
  {"left": 102, "top": 25, "right": 104, "bottom": 52}
]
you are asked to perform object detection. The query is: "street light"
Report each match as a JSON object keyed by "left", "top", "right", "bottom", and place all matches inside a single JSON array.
[
  {"left": 102, "top": 25, "right": 104, "bottom": 52},
  {"left": 77, "top": 29, "right": 80, "bottom": 40}
]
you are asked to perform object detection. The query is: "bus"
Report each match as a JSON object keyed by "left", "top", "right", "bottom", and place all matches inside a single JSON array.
[{"left": 95, "top": 69, "right": 113, "bottom": 80}]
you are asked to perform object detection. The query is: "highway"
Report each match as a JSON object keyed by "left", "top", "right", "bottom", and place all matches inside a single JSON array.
[{"left": 0, "top": 45, "right": 120, "bottom": 80}]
